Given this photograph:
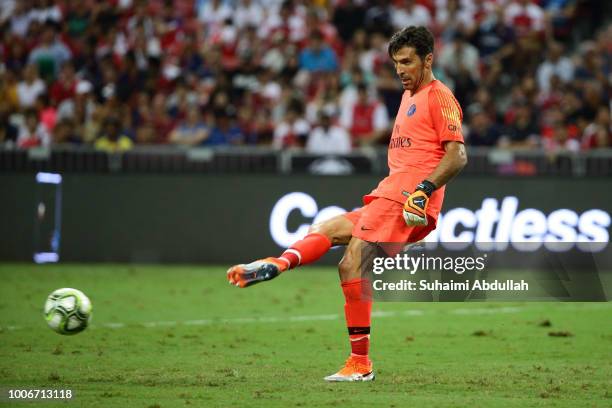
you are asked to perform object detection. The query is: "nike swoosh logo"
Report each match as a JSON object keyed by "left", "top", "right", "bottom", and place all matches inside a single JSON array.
[{"left": 361, "top": 226, "right": 373, "bottom": 231}]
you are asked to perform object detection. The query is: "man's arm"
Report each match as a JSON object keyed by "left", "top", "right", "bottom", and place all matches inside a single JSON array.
[
  {"left": 425, "top": 141, "right": 467, "bottom": 189},
  {"left": 403, "top": 87, "right": 467, "bottom": 226},
  {"left": 402, "top": 141, "right": 467, "bottom": 226}
]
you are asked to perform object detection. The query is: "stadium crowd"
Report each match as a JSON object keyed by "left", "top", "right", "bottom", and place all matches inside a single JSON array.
[{"left": 0, "top": 0, "right": 610, "bottom": 153}]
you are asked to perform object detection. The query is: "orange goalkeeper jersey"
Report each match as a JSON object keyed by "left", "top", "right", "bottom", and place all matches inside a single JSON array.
[{"left": 364, "top": 80, "right": 464, "bottom": 218}]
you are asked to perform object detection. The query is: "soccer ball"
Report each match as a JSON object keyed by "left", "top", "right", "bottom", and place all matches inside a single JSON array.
[{"left": 44, "top": 288, "right": 92, "bottom": 335}]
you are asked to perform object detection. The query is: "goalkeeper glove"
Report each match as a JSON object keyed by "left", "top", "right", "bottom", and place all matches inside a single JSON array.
[{"left": 402, "top": 180, "right": 437, "bottom": 226}]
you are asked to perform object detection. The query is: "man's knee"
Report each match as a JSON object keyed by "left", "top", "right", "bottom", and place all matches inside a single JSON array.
[
  {"left": 339, "top": 238, "right": 380, "bottom": 282},
  {"left": 338, "top": 248, "right": 362, "bottom": 282},
  {"left": 308, "top": 215, "right": 353, "bottom": 246}
]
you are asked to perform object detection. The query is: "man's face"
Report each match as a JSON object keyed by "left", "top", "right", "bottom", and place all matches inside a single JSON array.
[
  {"left": 311, "top": 36, "right": 322, "bottom": 52},
  {"left": 391, "top": 46, "right": 431, "bottom": 92},
  {"left": 471, "top": 111, "right": 489, "bottom": 131},
  {"left": 357, "top": 88, "right": 368, "bottom": 103},
  {"left": 42, "top": 28, "right": 54, "bottom": 44}
]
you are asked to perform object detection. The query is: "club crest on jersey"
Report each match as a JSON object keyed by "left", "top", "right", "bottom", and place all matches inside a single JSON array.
[{"left": 407, "top": 104, "right": 416, "bottom": 116}]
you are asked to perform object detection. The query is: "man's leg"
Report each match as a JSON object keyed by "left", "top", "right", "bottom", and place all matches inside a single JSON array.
[
  {"left": 325, "top": 237, "right": 378, "bottom": 382},
  {"left": 227, "top": 214, "right": 354, "bottom": 287}
]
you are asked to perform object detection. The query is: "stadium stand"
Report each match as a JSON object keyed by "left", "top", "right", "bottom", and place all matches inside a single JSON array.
[{"left": 0, "top": 0, "right": 610, "bottom": 172}]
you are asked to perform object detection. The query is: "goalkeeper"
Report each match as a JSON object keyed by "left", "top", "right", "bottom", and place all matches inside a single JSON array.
[{"left": 227, "top": 26, "right": 467, "bottom": 382}]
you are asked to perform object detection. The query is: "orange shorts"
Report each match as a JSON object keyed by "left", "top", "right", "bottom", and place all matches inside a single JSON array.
[{"left": 343, "top": 197, "right": 436, "bottom": 244}]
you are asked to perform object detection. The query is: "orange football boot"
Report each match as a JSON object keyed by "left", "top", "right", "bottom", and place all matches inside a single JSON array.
[
  {"left": 226, "top": 257, "right": 288, "bottom": 288},
  {"left": 324, "top": 356, "right": 375, "bottom": 382}
]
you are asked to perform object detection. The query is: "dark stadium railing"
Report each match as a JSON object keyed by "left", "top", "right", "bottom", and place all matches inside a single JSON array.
[{"left": 0, "top": 146, "right": 611, "bottom": 177}]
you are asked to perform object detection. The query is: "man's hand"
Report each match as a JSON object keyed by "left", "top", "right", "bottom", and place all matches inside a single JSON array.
[
  {"left": 402, "top": 180, "right": 436, "bottom": 226},
  {"left": 402, "top": 190, "right": 429, "bottom": 226}
]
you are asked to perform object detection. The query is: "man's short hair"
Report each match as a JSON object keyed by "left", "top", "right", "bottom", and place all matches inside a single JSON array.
[{"left": 388, "top": 26, "right": 434, "bottom": 60}]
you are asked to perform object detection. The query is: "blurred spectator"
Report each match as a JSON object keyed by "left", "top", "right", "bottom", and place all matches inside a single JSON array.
[
  {"left": 499, "top": 105, "right": 539, "bottom": 148},
  {"left": 339, "top": 30, "right": 366, "bottom": 80},
  {"left": 273, "top": 105, "right": 310, "bottom": 149},
  {"left": 438, "top": 32, "right": 480, "bottom": 105},
  {"left": 435, "top": 0, "right": 474, "bottom": 42},
  {"left": 18, "top": 109, "right": 51, "bottom": 148},
  {"left": 332, "top": 0, "right": 366, "bottom": 44},
  {"left": 234, "top": 0, "right": 264, "bottom": 30},
  {"left": 167, "top": 81, "right": 198, "bottom": 118},
  {"left": 574, "top": 41, "right": 608, "bottom": 86},
  {"left": 116, "top": 52, "right": 144, "bottom": 103},
  {"left": 582, "top": 106, "right": 611, "bottom": 149},
  {"left": 196, "top": 0, "right": 232, "bottom": 32},
  {"left": 50, "top": 62, "right": 77, "bottom": 106},
  {"left": 233, "top": 56, "right": 260, "bottom": 98},
  {"left": 391, "top": 0, "right": 432, "bottom": 31},
  {"left": 169, "top": 106, "right": 210, "bottom": 146},
  {"left": 94, "top": 117, "right": 133, "bottom": 152},
  {"left": 540, "top": 107, "right": 580, "bottom": 149},
  {"left": 593, "top": 25, "right": 611, "bottom": 76},
  {"left": 557, "top": 87, "right": 583, "bottom": 125},
  {"left": 32, "top": 0, "right": 62, "bottom": 24},
  {"left": 504, "top": 0, "right": 545, "bottom": 38},
  {"left": 358, "top": 31, "right": 387, "bottom": 75},
  {"left": 470, "top": 86, "right": 498, "bottom": 122},
  {"left": 257, "top": 69, "right": 283, "bottom": 106},
  {"left": 126, "top": 1, "right": 155, "bottom": 38},
  {"left": 0, "top": 0, "right": 16, "bottom": 23},
  {"left": 536, "top": 42, "right": 574, "bottom": 93},
  {"left": 542, "top": 0, "right": 577, "bottom": 41},
  {"left": 206, "top": 107, "right": 243, "bottom": 146},
  {"left": 0, "top": 101, "right": 18, "bottom": 146},
  {"left": 149, "top": 93, "right": 176, "bottom": 143},
  {"left": 0, "top": 70, "right": 20, "bottom": 111},
  {"left": 56, "top": 79, "right": 95, "bottom": 123},
  {"left": 298, "top": 30, "right": 338, "bottom": 73},
  {"left": 65, "top": 0, "right": 91, "bottom": 38},
  {"left": 82, "top": 105, "right": 104, "bottom": 144},
  {"left": 305, "top": 75, "right": 341, "bottom": 123},
  {"left": 503, "top": 77, "right": 539, "bottom": 126},
  {"left": 135, "top": 123, "right": 157, "bottom": 145},
  {"left": 375, "top": 63, "right": 403, "bottom": 120},
  {"left": 17, "top": 64, "right": 46, "bottom": 109},
  {"left": 258, "top": 0, "right": 305, "bottom": 43},
  {"left": 261, "top": 33, "right": 292, "bottom": 74},
  {"left": 304, "top": 7, "right": 339, "bottom": 47},
  {"left": 3, "top": 36, "right": 29, "bottom": 73},
  {"left": 306, "top": 111, "right": 351, "bottom": 155},
  {"left": 577, "top": 82, "right": 606, "bottom": 122},
  {"left": 363, "top": 0, "right": 393, "bottom": 35},
  {"left": 9, "top": 1, "right": 34, "bottom": 37},
  {"left": 53, "top": 118, "right": 82, "bottom": 145},
  {"left": 239, "top": 106, "right": 274, "bottom": 145},
  {"left": 27, "top": 23, "right": 72, "bottom": 81},
  {"left": 470, "top": 5, "right": 515, "bottom": 65},
  {"left": 543, "top": 120, "right": 580, "bottom": 154},
  {"left": 180, "top": 37, "right": 210, "bottom": 79},
  {"left": 466, "top": 104, "right": 504, "bottom": 147},
  {"left": 36, "top": 93, "right": 57, "bottom": 134},
  {"left": 340, "top": 83, "right": 389, "bottom": 146}
]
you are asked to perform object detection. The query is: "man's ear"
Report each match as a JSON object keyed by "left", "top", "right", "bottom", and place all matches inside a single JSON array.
[{"left": 425, "top": 53, "right": 433, "bottom": 70}]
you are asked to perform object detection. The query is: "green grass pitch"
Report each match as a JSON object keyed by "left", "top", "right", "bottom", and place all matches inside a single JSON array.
[{"left": 0, "top": 264, "right": 611, "bottom": 407}]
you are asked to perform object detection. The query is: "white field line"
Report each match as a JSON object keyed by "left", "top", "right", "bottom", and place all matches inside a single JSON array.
[
  {"left": 0, "top": 308, "right": 481, "bottom": 331},
  {"left": 451, "top": 306, "right": 523, "bottom": 315},
  {"left": 3, "top": 303, "right": 611, "bottom": 332}
]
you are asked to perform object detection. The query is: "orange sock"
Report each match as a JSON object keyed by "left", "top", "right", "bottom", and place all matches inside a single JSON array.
[
  {"left": 341, "top": 278, "right": 372, "bottom": 362},
  {"left": 278, "top": 233, "right": 332, "bottom": 269}
]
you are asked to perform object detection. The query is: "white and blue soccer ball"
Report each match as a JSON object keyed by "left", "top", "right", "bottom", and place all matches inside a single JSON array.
[{"left": 44, "top": 288, "right": 92, "bottom": 335}]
